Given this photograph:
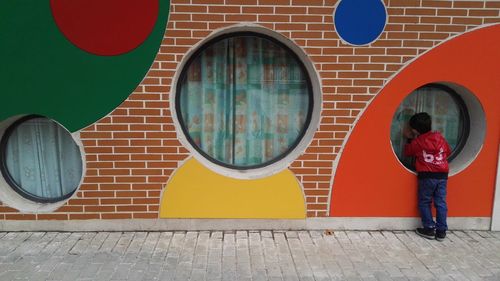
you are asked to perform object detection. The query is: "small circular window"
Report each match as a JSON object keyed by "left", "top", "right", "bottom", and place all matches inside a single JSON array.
[
  {"left": 390, "top": 84, "right": 469, "bottom": 170},
  {"left": 176, "top": 32, "right": 313, "bottom": 169},
  {"left": 0, "top": 116, "right": 83, "bottom": 203}
]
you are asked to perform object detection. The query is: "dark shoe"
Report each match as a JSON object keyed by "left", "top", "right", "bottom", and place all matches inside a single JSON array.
[
  {"left": 435, "top": 230, "right": 446, "bottom": 241},
  {"left": 416, "top": 227, "right": 435, "bottom": 239}
]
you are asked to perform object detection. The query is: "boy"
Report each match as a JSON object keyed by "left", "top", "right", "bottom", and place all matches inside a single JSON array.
[{"left": 404, "top": 112, "right": 451, "bottom": 241}]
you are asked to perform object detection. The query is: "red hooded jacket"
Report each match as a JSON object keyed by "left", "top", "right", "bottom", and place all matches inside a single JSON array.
[{"left": 404, "top": 131, "right": 451, "bottom": 176}]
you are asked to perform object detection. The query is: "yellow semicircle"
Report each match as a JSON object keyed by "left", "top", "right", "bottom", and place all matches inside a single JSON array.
[{"left": 160, "top": 158, "right": 306, "bottom": 219}]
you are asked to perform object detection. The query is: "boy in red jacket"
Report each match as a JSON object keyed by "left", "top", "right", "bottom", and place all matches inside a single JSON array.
[{"left": 404, "top": 112, "right": 451, "bottom": 241}]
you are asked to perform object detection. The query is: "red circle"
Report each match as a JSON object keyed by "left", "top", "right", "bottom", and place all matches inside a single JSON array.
[{"left": 50, "top": 0, "right": 159, "bottom": 56}]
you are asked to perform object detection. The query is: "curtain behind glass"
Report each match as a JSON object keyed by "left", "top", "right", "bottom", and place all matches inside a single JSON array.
[
  {"left": 180, "top": 36, "right": 310, "bottom": 167},
  {"left": 390, "top": 87, "right": 462, "bottom": 169},
  {"left": 5, "top": 118, "right": 82, "bottom": 200}
]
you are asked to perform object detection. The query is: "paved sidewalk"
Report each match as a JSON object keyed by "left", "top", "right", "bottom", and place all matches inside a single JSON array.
[{"left": 0, "top": 231, "right": 500, "bottom": 281}]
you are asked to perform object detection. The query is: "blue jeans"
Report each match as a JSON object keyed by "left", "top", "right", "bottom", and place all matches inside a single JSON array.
[{"left": 418, "top": 178, "right": 448, "bottom": 231}]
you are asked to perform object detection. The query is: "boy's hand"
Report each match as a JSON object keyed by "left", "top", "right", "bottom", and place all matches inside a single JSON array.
[{"left": 403, "top": 124, "right": 415, "bottom": 139}]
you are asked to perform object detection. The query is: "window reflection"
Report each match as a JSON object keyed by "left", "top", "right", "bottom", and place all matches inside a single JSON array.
[
  {"left": 177, "top": 34, "right": 312, "bottom": 169},
  {"left": 1, "top": 117, "right": 82, "bottom": 202}
]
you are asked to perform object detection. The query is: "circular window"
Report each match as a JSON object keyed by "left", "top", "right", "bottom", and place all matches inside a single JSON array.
[
  {"left": 390, "top": 84, "right": 469, "bottom": 170},
  {"left": 0, "top": 116, "right": 83, "bottom": 203},
  {"left": 176, "top": 32, "right": 313, "bottom": 169}
]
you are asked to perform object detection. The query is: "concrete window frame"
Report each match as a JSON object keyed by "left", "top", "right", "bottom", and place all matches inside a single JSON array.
[
  {"left": 390, "top": 82, "right": 486, "bottom": 176},
  {"left": 0, "top": 115, "right": 85, "bottom": 213},
  {"left": 170, "top": 24, "right": 322, "bottom": 180}
]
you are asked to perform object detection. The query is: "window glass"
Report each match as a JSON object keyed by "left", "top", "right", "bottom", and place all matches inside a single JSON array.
[
  {"left": 1, "top": 117, "right": 82, "bottom": 202},
  {"left": 390, "top": 85, "right": 467, "bottom": 169},
  {"left": 177, "top": 34, "right": 312, "bottom": 168}
]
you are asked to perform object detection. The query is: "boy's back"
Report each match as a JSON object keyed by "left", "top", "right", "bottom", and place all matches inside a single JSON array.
[{"left": 404, "top": 131, "right": 451, "bottom": 175}]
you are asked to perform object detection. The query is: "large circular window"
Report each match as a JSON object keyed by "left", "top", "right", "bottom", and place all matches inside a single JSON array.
[
  {"left": 176, "top": 32, "right": 313, "bottom": 169},
  {"left": 0, "top": 116, "right": 83, "bottom": 203},
  {"left": 390, "top": 84, "right": 469, "bottom": 170}
]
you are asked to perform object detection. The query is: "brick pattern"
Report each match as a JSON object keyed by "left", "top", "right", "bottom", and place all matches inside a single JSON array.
[{"left": 1, "top": 0, "right": 499, "bottom": 219}]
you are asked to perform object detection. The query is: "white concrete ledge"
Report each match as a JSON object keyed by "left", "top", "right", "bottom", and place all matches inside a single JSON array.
[{"left": 0, "top": 217, "right": 491, "bottom": 231}]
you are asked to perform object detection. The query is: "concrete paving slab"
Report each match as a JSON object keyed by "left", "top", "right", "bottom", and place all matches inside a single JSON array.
[{"left": 0, "top": 231, "right": 499, "bottom": 280}]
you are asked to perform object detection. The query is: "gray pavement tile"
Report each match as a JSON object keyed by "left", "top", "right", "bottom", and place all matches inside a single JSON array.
[
  {"left": 0, "top": 230, "right": 499, "bottom": 281},
  {"left": 151, "top": 232, "right": 173, "bottom": 263}
]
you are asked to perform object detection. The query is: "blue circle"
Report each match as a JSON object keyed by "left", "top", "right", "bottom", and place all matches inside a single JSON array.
[{"left": 334, "top": 0, "right": 387, "bottom": 46}]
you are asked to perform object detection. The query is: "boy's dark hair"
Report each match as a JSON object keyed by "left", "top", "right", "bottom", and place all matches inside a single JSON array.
[{"left": 409, "top": 112, "right": 432, "bottom": 134}]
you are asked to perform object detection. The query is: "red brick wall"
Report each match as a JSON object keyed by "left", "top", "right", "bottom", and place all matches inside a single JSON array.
[{"left": 1, "top": 0, "right": 499, "bottom": 220}]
